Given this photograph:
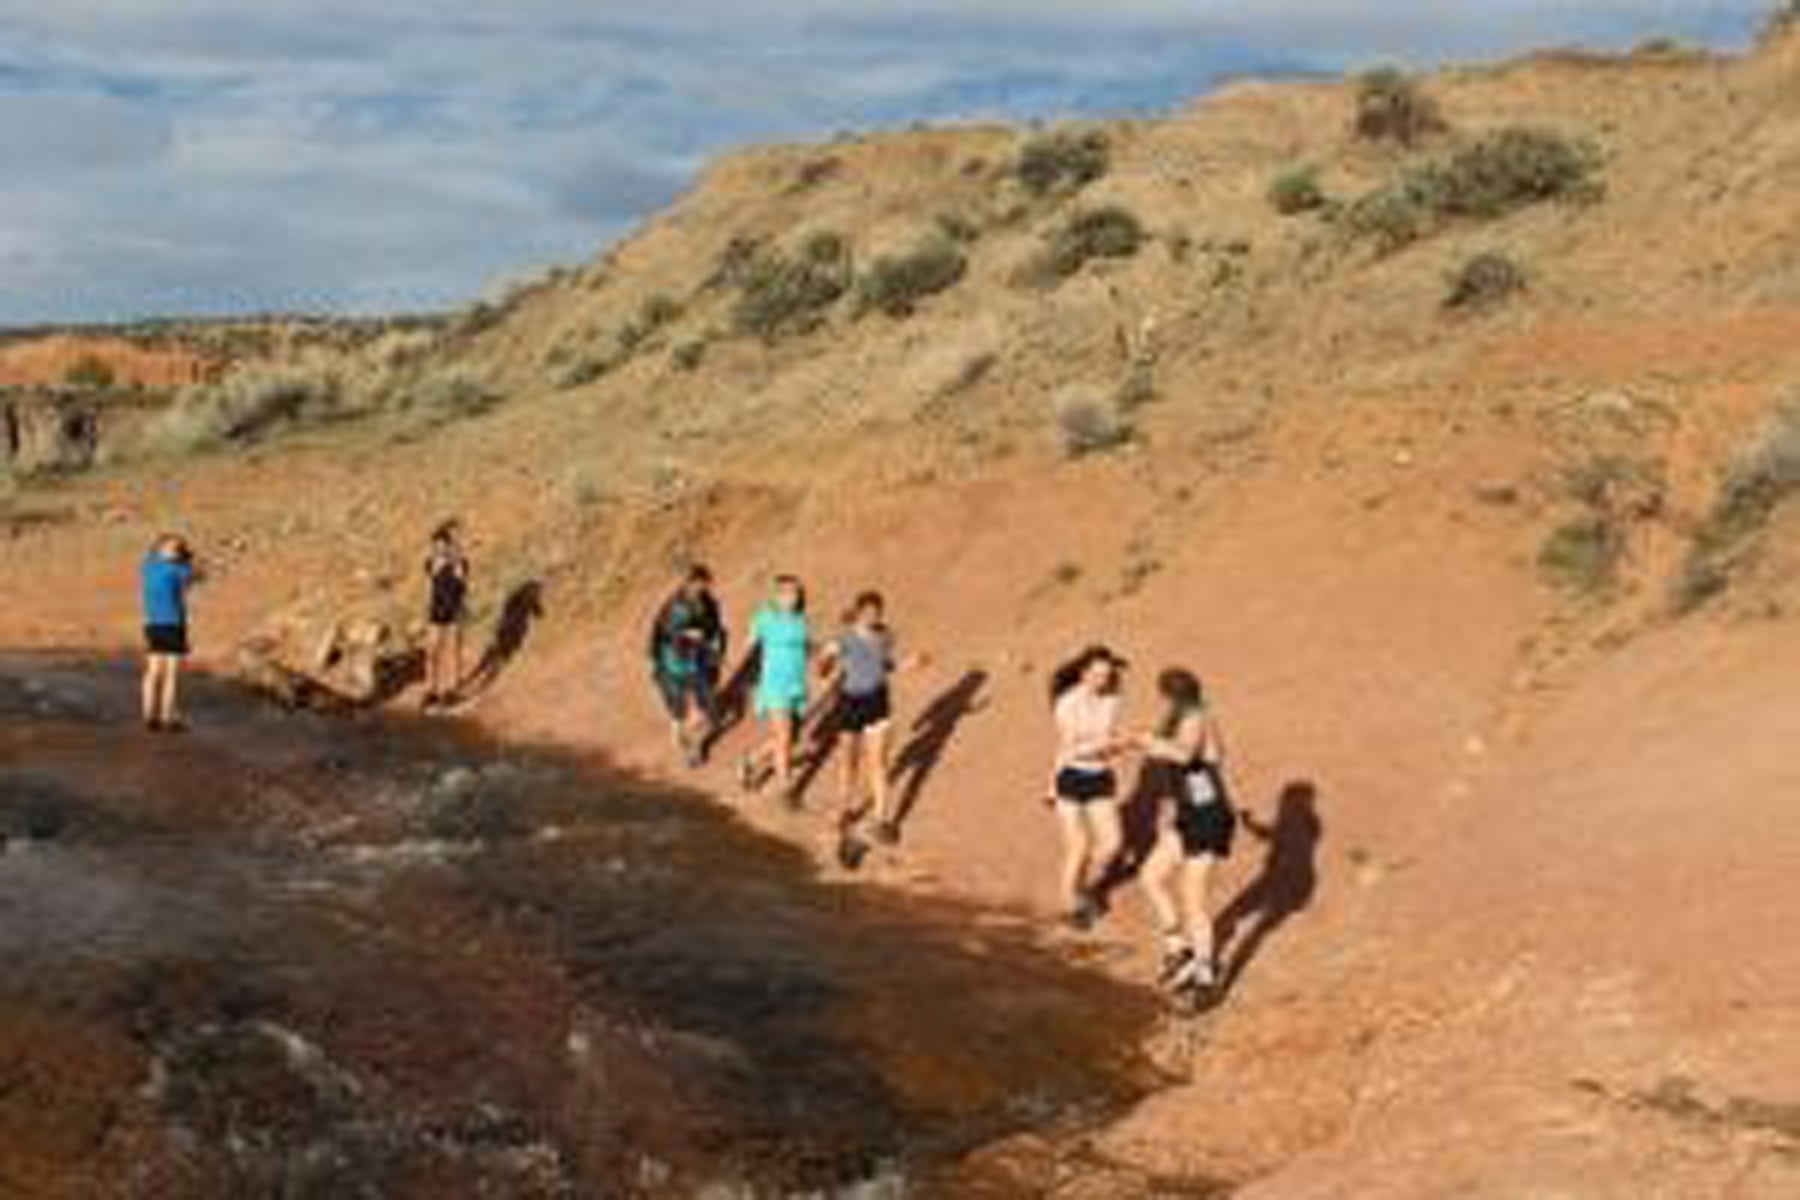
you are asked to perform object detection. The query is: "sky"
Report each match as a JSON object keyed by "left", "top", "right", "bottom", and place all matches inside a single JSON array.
[{"left": 0, "top": 1, "right": 1775, "bottom": 325}]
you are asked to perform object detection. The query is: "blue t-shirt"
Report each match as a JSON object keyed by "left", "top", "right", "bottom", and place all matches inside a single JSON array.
[
  {"left": 141, "top": 556, "right": 194, "bottom": 627},
  {"left": 752, "top": 606, "right": 810, "bottom": 702}
]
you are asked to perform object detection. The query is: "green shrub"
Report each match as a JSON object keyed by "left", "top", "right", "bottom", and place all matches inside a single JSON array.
[
  {"left": 1445, "top": 251, "right": 1528, "bottom": 310},
  {"left": 63, "top": 355, "right": 116, "bottom": 390},
  {"left": 856, "top": 236, "right": 968, "bottom": 317},
  {"left": 1054, "top": 387, "right": 1133, "bottom": 457},
  {"left": 148, "top": 363, "right": 343, "bottom": 452},
  {"left": 710, "top": 235, "right": 766, "bottom": 290},
  {"left": 935, "top": 212, "right": 981, "bottom": 244},
  {"left": 1269, "top": 166, "right": 1327, "bottom": 215},
  {"left": 1343, "top": 186, "right": 1431, "bottom": 253},
  {"left": 1353, "top": 68, "right": 1446, "bottom": 146},
  {"left": 730, "top": 236, "right": 853, "bottom": 342},
  {"left": 1346, "top": 127, "right": 1602, "bottom": 252},
  {"left": 1538, "top": 517, "right": 1623, "bottom": 594},
  {"left": 670, "top": 339, "right": 708, "bottom": 372},
  {"left": 554, "top": 355, "right": 612, "bottom": 389},
  {"left": 1678, "top": 400, "right": 1800, "bottom": 611},
  {"left": 1015, "top": 130, "right": 1110, "bottom": 196},
  {"left": 406, "top": 367, "right": 501, "bottom": 424},
  {"left": 1411, "top": 127, "right": 1602, "bottom": 219},
  {"left": 1026, "top": 206, "right": 1145, "bottom": 285}
]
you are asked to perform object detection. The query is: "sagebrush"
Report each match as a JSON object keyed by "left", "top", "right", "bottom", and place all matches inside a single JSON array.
[
  {"left": 1353, "top": 69, "right": 1446, "bottom": 146},
  {"left": 1015, "top": 130, "right": 1110, "bottom": 196},
  {"left": 857, "top": 237, "right": 968, "bottom": 317}
]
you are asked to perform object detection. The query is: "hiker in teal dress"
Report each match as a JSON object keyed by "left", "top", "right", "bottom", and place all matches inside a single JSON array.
[{"left": 739, "top": 574, "right": 811, "bottom": 802}]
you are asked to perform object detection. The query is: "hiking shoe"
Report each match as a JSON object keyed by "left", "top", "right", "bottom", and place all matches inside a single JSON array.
[
  {"left": 1168, "top": 954, "right": 1218, "bottom": 993},
  {"left": 837, "top": 832, "right": 869, "bottom": 871},
  {"left": 1157, "top": 947, "right": 1196, "bottom": 989},
  {"left": 1064, "top": 894, "right": 1101, "bottom": 932}
]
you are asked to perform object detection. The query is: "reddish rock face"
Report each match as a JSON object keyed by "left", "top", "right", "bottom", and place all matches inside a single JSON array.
[{"left": 0, "top": 335, "right": 224, "bottom": 390}]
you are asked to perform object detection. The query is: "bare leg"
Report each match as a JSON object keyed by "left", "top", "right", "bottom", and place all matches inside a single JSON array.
[
  {"left": 141, "top": 656, "right": 161, "bottom": 725},
  {"left": 446, "top": 625, "right": 464, "bottom": 697},
  {"left": 425, "top": 626, "right": 445, "bottom": 699},
  {"left": 1139, "top": 830, "right": 1183, "bottom": 936},
  {"left": 1056, "top": 802, "right": 1093, "bottom": 914},
  {"left": 1088, "top": 800, "right": 1124, "bottom": 893},
  {"left": 839, "top": 731, "right": 864, "bottom": 824},
  {"left": 157, "top": 657, "right": 182, "bottom": 726},
  {"left": 1181, "top": 854, "right": 1221, "bottom": 967},
  {"left": 866, "top": 721, "right": 894, "bottom": 828},
  {"left": 771, "top": 712, "right": 795, "bottom": 791}
]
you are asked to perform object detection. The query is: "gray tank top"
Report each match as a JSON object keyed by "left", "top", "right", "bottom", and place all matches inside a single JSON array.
[{"left": 839, "top": 627, "right": 893, "bottom": 697}]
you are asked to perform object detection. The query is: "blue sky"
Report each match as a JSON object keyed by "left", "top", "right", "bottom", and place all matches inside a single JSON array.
[{"left": 0, "top": 1, "right": 1772, "bottom": 325}]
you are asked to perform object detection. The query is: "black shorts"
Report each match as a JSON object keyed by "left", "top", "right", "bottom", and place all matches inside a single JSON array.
[
  {"left": 144, "top": 624, "right": 189, "bottom": 657},
  {"left": 655, "top": 669, "right": 716, "bottom": 721},
  {"left": 1055, "top": 767, "right": 1118, "bottom": 804},
  {"left": 838, "top": 686, "right": 892, "bottom": 733},
  {"left": 428, "top": 597, "right": 466, "bottom": 627},
  {"left": 1174, "top": 762, "right": 1235, "bottom": 858},
  {"left": 1176, "top": 800, "right": 1236, "bottom": 858}
]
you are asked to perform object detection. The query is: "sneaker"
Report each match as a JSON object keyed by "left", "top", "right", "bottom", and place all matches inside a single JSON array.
[
  {"left": 1168, "top": 953, "right": 1218, "bottom": 993},
  {"left": 837, "top": 832, "right": 869, "bottom": 871},
  {"left": 1064, "top": 893, "right": 1101, "bottom": 932},
  {"left": 1157, "top": 946, "right": 1196, "bottom": 989}
]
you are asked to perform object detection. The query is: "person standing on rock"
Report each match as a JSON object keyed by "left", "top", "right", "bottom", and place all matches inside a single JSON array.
[
  {"left": 817, "top": 590, "right": 914, "bottom": 867},
  {"left": 1047, "top": 645, "right": 1132, "bottom": 930},
  {"left": 422, "top": 520, "right": 470, "bottom": 710},
  {"left": 140, "top": 533, "right": 200, "bottom": 732},
  {"left": 649, "top": 565, "right": 728, "bottom": 767},
  {"left": 1136, "top": 668, "right": 1234, "bottom": 993},
  {"left": 739, "top": 574, "right": 811, "bottom": 804}
]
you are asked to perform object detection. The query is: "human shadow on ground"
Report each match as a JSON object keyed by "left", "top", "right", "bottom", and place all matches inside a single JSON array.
[
  {"left": 1092, "top": 761, "right": 1168, "bottom": 909},
  {"left": 787, "top": 682, "right": 845, "bottom": 808},
  {"left": 887, "top": 669, "right": 989, "bottom": 833},
  {"left": 1214, "top": 780, "right": 1323, "bottom": 996},
  {"left": 703, "top": 644, "right": 761, "bottom": 756},
  {"left": 458, "top": 581, "right": 546, "bottom": 699}
]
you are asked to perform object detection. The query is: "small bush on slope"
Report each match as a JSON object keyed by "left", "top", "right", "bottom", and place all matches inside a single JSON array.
[
  {"left": 1269, "top": 165, "right": 1328, "bottom": 215},
  {"left": 1675, "top": 398, "right": 1800, "bottom": 611},
  {"left": 1015, "top": 130, "right": 1110, "bottom": 196},
  {"left": 1346, "top": 127, "right": 1602, "bottom": 253},
  {"left": 856, "top": 237, "right": 968, "bottom": 317},
  {"left": 146, "top": 363, "right": 343, "bottom": 453},
  {"left": 1353, "top": 68, "right": 1447, "bottom": 146},
  {"left": 1445, "top": 251, "right": 1528, "bottom": 311},
  {"left": 730, "top": 236, "right": 853, "bottom": 342},
  {"left": 1022, "top": 206, "right": 1146, "bottom": 287}
]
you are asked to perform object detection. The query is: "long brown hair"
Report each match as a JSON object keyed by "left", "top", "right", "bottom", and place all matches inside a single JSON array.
[
  {"left": 1155, "top": 668, "right": 1206, "bottom": 737},
  {"left": 1049, "top": 644, "right": 1125, "bottom": 705}
]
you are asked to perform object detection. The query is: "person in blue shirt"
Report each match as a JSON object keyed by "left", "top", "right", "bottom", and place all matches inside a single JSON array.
[
  {"left": 738, "top": 574, "right": 812, "bottom": 804},
  {"left": 140, "top": 533, "right": 200, "bottom": 732}
]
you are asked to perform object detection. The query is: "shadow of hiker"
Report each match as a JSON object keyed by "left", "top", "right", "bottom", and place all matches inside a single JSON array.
[
  {"left": 888, "top": 669, "right": 988, "bottom": 831},
  {"left": 366, "top": 648, "right": 427, "bottom": 707},
  {"left": 458, "top": 580, "right": 546, "bottom": 699},
  {"left": 1215, "top": 780, "right": 1323, "bottom": 996},
  {"left": 1092, "top": 760, "right": 1166, "bottom": 908},
  {"left": 787, "top": 681, "right": 845, "bottom": 806},
  {"left": 699, "top": 643, "right": 760, "bottom": 760}
]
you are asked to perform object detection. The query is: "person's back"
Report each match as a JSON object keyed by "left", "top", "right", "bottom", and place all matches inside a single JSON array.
[{"left": 141, "top": 551, "right": 193, "bottom": 629}]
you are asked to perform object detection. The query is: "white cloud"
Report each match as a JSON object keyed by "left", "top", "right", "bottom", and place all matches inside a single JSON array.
[{"left": 0, "top": 0, "right": 1772, "bottom": 322}]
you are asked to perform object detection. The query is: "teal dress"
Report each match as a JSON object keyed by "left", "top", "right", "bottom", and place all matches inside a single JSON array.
[{"left": 752, "top": 606, "right": 810, "bottom": 715}]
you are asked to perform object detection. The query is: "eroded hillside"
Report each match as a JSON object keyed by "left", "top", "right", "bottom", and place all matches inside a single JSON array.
[{"left": 3, "top": 30, "right": 1797, "bottom": 1198}]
